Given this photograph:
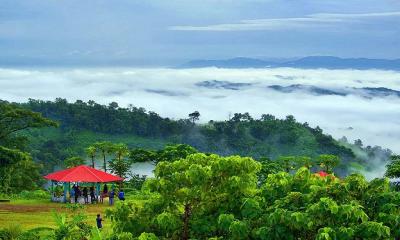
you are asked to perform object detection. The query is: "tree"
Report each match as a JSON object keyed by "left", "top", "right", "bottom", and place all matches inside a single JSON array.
[
  {"left": 295, "top": 156, "right": 313, "bottom": 169},
  {"left": 276, "top": 156, "right": 296, "bottom": 172},
  {"left": 385, "top": 155, "right": 400, "bottom": 179},
  {"left": 188, "top": 111, "right": 200, "bottom": 124},
  {"left": 93, "top": 141, "right": 113, "bottom": 172},
  {"left": 109, "top": 143, "right": 131, "bottom": 179},
  {"left": 316, "top": 154, "right": 340, "bottom": 173},
  {"left": 64, "top": 156, "right": 85, "bottom": 168},
  {"left": 0, "top": 101, "right": 58, "bottom": 142},
  {"left": 155, "top": 144, "right": 198, "bottom": 163},
  {"left": 85, "top": 146, "right": 97, "bottom": 168},
  {"left": 0, "top": 101, "right": 58, "bottom": 193},
  {"left": 258, "top": 157, "right": 284, "bottom": 184},
  {"left": 129, "top": 148, "right": 156, "bottom": 164},
  {"left": 0, "top": 146, "right": 43, "bottom": 194},
  {"left": 109, "top": 158, "right": 131, "bottom": 179},
  {"left": 113, "top": 143, "right": 129, "bottom": 162},
  {"left": 107, "top": 153, "right": 261, "bottom": 239}
]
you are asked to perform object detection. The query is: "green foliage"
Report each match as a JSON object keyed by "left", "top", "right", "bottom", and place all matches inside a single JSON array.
[
  {"left": 218, "top": 214, "right": 235, "bottom": 233},
  {"left": 63, "top": 156, "right": 85, "bottom": 168},
  {"left": 94, "top": 141, "right": 114, "bottom": 172},
  {"left": 85, "top": 146, "right": 97, "bottom": 168},
  {"left": 18, "top": 189, "right": 50, "bottom": 200},
  {"left": 229, "top": 220, "right": 249, "bottom": 240},
  {"left": 0, "top": 100, "right": 58, "bottom": 143},
  {"left": 17, "top": 99, "right": 370, "bottom": 176},
  {"left": 107, "top": 153, "right": 400, "bottom": 239},
  {"left": 317, "top": 154, "right": 340, "bottom": 173},
  {"left": 138, "top": 232, "right": 159, "bottom": 240},
  {"left": 125, "top": 174, "right": 147, "bottom": 190},
  {"left": 52, "top": 205, "right": 93, "bottom": 240},
  {"left": 385, "top": 155, "right": 400, "bottom": 179},
  {"left": 107, "top": 153, "right": 261, "bottom": 239},
  {"left": 0, "top": 148, "right": 42, "bottom": 194},
  {"left": 129, "top": 149, "right": 156, "bottom": 163},
  {"left": 0, "top": 101, "right": 57, "bottom": 194},
  {"left": 0, "top": 225, "right": 23, "bottom": 240},
  {"left": 155, "top": 144, "right": 198, "bottom": 163}
]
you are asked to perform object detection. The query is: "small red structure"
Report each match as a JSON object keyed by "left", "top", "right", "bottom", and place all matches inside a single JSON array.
[
  {"left": 44, "top": 165, "right": 123, "bottom": 182},
  {"left": 316, "top": 171, "right": 329, "bottom": 177},
  {"left": 44, "top": 165, "right": 123, "bottom": 203}
]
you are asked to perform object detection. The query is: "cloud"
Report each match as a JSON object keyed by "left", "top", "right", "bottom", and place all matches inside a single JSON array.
[
  {"left": 169, "top": 11, "right": 400, "bottom": 31},
  {"left": 0, "top": 67, "right": 399, "bottom": 156}
]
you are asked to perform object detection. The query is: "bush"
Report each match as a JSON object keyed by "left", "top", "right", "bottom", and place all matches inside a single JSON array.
[
  {"left": 138, "top": 232, "right": 158, "bottom": 240},
  {"left": 0, "top": 225, "right": 23, "bottom": 240},
  {"left": 19, "top": 189, "right": 50, "bottom": 199}
]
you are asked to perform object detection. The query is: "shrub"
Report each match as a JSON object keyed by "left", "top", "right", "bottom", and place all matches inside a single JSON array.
[{"left": 19, "top": 189, "right": 50, "bottom": 200}]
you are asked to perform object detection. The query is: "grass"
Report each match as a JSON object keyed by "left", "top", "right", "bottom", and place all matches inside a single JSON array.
[{"left": 0, "top": 198, "right": 116, "bottom": 231}]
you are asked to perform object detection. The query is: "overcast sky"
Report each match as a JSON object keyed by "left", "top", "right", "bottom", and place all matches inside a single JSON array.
[{"left": 1, "top": 0, "right": 400, "bottom": 66}]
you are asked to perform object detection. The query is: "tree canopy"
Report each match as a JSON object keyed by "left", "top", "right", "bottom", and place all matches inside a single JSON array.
[{"left": 107, "top": 153, "right": 400, "bottom": 240}]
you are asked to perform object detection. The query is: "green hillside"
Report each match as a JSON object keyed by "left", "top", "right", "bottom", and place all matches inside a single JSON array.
[{"left": 12, "top": 99, "right": 391, "bottom": 175}]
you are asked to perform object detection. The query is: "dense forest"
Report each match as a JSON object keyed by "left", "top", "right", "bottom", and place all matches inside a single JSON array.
[{"left": 17, "top": 98, "right": 391, "bottom": 175}]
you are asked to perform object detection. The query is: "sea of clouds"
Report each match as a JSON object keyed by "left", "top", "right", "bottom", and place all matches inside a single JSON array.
[{"left": 0, "top": 67, "right": 399, "bottom": 154}]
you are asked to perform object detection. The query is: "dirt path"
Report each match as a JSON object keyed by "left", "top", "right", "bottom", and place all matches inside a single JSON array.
[
  {"left": 0, "top": 203, "right": 63, "bottom": 213},
  {"left": 0, "top": 202, "right": 109, "bottom": 213}
]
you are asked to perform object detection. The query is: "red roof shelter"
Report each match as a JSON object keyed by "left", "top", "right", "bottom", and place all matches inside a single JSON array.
[
  {"left": 44, "top": 165, "right": 123, "bottom": 183},
  {"left": 44, "top": 165, "right": 123, "bottom": 203}
]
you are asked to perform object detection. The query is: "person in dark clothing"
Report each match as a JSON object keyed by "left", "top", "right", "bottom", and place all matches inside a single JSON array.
[
  {"left": 75, "top": 186, "right": 81, "bottom": 204},
  {"left": 96, "top": 214, "right": 103, "bottom": 229},
  {"left": 118, "top": 189, "right": 125, "bottom": 201},
  {"left": 83, "top": 187, "right": 88, "bottom": 204},
  {"left": 90, "top": 186, "right": 96, "bottom": 204},
  {"left": 109, "top": 189, "right": 115, "bottom": 205},
  {"left": 100, "top": 184, "right": 108, "bottom": 204},
  {"left": 74, "top": 185, "right": 79, "bottom": 203}
]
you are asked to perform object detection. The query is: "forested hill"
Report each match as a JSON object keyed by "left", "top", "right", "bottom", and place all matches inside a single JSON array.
[{"left": 17, "top": 99, "right": 391, "bottom": 174}]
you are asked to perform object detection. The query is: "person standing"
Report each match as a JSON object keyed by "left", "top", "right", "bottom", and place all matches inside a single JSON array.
[
  {"left": 118, "top": 189, "right": 125, "bottom": 201},
  {"left": 109, "top": 189, "right": 115, "bottom": 205},
  {"left": 96, "top": 214, "right": 103, "bottom": 229},
  {"left": 100, "top": 184, "right": 108, "bottom": 204},
  {"left": 90, "top": 186, "right": 96, "bottom": 204},
  {"left": 83, "top": 187, "right": 89, "bottom": 204},
  {"left": 70, "top": 187, "right": 75, "bottom": 203},
  {"left": 74, "top": 185, "right": 79, "bottom": 203}
]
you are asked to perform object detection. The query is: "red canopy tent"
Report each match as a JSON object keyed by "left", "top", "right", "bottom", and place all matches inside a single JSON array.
[
  {"left": 44, "top": 165, "right": 123, "bottom": 203},
  {"left": 44, "top": 165, "right": 123, "bottom": 183}
]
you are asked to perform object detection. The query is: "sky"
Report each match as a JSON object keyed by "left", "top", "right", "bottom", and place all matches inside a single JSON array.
[
  {"left": 1, "top": 0, "right": 400, "bottom": 66},
  {"left": 0, "top": 0, "right": 399, "bottom": 170}
]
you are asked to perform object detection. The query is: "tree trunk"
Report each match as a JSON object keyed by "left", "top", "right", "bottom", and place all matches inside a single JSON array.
[
  {"left": 103, "top": 153, "right": 107, "bottom": 172},
  {"left": 182, "top": 203, "right": 192, "bottom": 240},
  {"left": 91, "top": 156, "right": 95, "bottom": 168}
]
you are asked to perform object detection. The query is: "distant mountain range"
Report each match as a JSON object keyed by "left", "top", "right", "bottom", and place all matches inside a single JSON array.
[
  {"left": 180, "top": 56, "right": 400, "bottom": 70},
  {"left": 194, "top": 79, "right": 400, "bottom": 99},
  {"left": 268, "top": 84, "right": 400, "bottom": 98}
]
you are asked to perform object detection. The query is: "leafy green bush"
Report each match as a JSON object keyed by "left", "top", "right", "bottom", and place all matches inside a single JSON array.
[
  {"left": 138, "top": 232, "right": 158, "bottom": 240},
  {"left": 19, "top": 189, "right": 50, "bottom": 199}
]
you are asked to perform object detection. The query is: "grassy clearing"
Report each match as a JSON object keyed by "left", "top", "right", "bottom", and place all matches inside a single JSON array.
[{"left": 0, "top": 199, "right": 116, "bottom": 231}]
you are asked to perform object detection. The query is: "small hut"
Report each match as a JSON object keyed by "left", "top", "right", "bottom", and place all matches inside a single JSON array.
[{"left": 44, "top": 165, "right": 123, "bottom": 203}]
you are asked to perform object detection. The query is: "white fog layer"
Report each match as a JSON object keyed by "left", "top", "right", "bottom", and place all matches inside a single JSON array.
[{"left": 0, "top": 67, "right": 399, "bottom": 153}]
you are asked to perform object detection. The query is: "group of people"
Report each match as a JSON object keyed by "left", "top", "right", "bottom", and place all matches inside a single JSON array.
[{"left": 71, "top": 183, "right": 125, "bottom": 205}]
